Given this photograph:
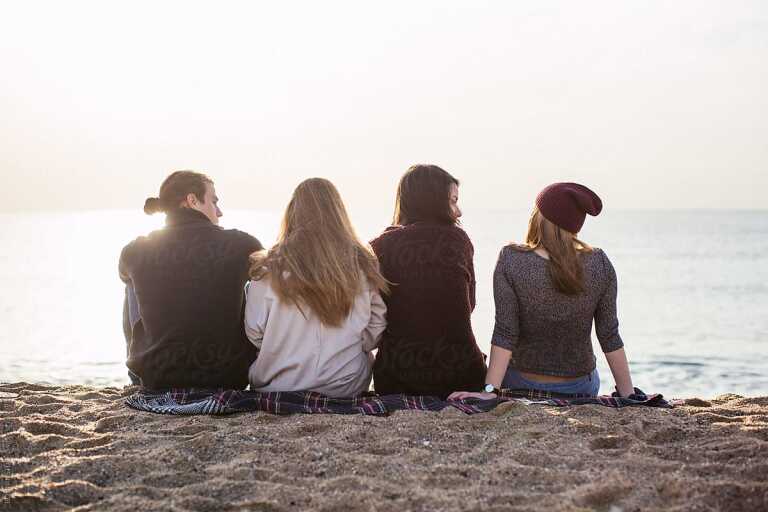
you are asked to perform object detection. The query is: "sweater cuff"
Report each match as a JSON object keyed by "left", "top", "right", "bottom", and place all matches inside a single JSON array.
[
  {"left": 491, "top": 327, "right": 517, "bottom": 351},
  {"left": 599, "top": 336, "right": 624, "bottom": 354}
]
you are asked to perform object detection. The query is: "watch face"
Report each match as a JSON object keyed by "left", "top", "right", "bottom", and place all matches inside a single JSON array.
[{"left": 484, "top": 384, "right": 495, "bottom": 393}]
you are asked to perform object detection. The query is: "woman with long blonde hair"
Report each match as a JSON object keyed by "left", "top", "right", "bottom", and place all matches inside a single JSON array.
[
  {"left": 245, "top": 178, "right": 388, "bottom": 397},
  {"left": 451, "top": 182, "right": 635, "bottom": 399}
]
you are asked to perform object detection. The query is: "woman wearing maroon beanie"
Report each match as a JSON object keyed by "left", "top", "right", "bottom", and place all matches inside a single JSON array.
[
  {"left": 370, "top": 165, "right": 487, "bottom": 398},
  {"left": 451, "top": 182, "right": 635, "bottom": 399}
]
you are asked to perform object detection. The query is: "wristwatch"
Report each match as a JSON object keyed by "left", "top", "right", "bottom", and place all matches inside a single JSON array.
[{"left": 483, "top": 384, "right": 500, "bottom": 395}]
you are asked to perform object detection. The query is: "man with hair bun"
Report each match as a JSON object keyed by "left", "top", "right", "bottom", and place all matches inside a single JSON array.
[{"left": 119, "top": 170, "right": 263, "bottom": 389}]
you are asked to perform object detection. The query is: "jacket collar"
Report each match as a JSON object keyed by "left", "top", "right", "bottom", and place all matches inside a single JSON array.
[{"left": 165, "top": 208, "right": 215, "bottom": 227}]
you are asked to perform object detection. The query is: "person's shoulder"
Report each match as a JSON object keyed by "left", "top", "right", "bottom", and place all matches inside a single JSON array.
[
  {"left": 372, "top": 222, "right": 472, "bottom": 248},
  {"left": 584, "top": 247, "right": 608, "bottom": 262},
  {"left": 119, "top": 238, "right": 138, "bottom": 263},
  {"left": 372, "top": 225, "right": 403, "bottom": 240},
  {"left": 370, "top": 225, "right": 404, "bottom": 250},
  {"left": 582, "top": 247, "right": 615, "bottom": 273},
  {"left": 443, "top": 223, "right": 472, "bottom": 243},
  {"left": 121, "top": 229, "right": 161, "bottom": 253},
  {"left": 219, "top": 228, "right": 264, "bottom": 251},
  {"left": 439, "top": 224, "right": 475, "bottom": 255},
  {"left": 246, "top": 275, "right": 276, "bottom": 300},
  {"left": 119, "top": 230, "right": 165, "bottom": 270},
  {"left": 498, "top": 244, "right": 534, "bottom": 260},
  {"left": 415, "top": 222, "right": 473, "bottom": 249}
]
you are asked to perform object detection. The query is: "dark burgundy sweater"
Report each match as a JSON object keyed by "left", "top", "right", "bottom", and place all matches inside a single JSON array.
[
  {"left": 370, "top": 222, "right": 487, "bottom": 398},
  {"left": 119, "top": 208, "right": 262, "bottom": 389}
]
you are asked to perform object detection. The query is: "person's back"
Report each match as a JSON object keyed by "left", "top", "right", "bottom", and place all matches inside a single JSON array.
[
  {"left": 119, "top": 171, "right": 262, "bottom": 389},
  {"left": 245, "top": 178, "right": 388, "bottom": 397},
  {"left": 494, "top": 247, "right": 622, "bottom": 378},
  {"left": 371, "top": 165, "right": 486, "bottom": 397},
  {"left": 245, "top": 274, "right": 385, "bottom": 397}
]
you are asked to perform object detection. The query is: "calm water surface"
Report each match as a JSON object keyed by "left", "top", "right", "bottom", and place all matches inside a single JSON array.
[{"left": 1, "top": 209, "right": 766, "bottom": 398}]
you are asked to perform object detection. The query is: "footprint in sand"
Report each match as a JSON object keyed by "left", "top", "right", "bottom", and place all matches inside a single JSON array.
[
  {"left": 702, "top": 438, "right": 768, "bottom": 462},
  {"left": 64, "top": 434, "right": 114, "bottom": 450},
  {"left": 93, "top": 413, "right": 136, "bottom": 433},
  {"left": 589, "top": 434, "right": 633, "bottom": 450},
  {"left": 572, "top": 479, "right": 632, "bottom": 509},
  {"left": 0, "top": 431, "right": 76, "bottom": 457},
  {"left": 292, "top": 422, "right": 333, "bottom": 437},
  {"left": 645, "top": 425, "right": 691, "bottom": 444},
  {"left": 22, "top": 420, "right": 85, "bottom": 438},
  {"left": 19, "top": 393, "right": 68, "bottom": 405},
  {"left": 17, "top": 402, "right": 69, "bottom": 415},
  {"left": 684, "top": 398, "right": 712, "bottom": 407},
  {"left": 38, "top": 480, "right": 104, "bottom": 508}
]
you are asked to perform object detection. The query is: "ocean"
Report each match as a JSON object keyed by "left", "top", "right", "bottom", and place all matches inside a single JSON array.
[{"left": 1, "top": 209, "right": 766, "bottom": 398}]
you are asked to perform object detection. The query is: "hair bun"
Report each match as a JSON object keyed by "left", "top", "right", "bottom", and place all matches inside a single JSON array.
[{"left": 143, "top": 197, "right": 164, "bottom": 215}]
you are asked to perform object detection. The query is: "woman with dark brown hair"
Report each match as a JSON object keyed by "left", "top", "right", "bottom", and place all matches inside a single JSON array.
[
  {"left": 245, "top": 178, "right": 388, "bottom": 397},
  {"left": 450, "top": 183, "right": 635, "bottom": 400},
  {"left": 370, "top": 164, "right": 487, "bottom": 398}
]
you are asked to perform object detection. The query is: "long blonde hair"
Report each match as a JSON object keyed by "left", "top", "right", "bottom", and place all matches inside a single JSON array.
[
  {"left": 250, "top": 178, "right": 389, "bottom": 326},
  {"left": 512, "top": 208, "right": 593, "bottom": 295}
]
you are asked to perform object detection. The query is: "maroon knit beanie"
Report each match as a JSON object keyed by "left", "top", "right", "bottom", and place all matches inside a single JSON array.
[{"left": 535, "top": 182, "right": 603, "bottom": 234}]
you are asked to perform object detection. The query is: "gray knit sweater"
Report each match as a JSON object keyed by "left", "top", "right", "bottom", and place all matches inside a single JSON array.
[{"left": 491, "top": 246, "right": 624, "bottom": 377}]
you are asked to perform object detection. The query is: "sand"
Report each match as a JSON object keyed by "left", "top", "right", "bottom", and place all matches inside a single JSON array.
[{"left": 1, "top": 383, "right": 766, "bottom": 512}]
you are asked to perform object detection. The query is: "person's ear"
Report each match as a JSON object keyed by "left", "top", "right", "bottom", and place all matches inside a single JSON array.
[{"left": 185, "top": 193, "right": 198, "bottom": 207}]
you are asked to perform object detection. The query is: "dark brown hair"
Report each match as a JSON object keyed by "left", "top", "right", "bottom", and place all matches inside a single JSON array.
[
  {"left": 144, "top": 170, "right": 213, "bottom": 215},
  {"left": 512, "top": 208, "right": 594, "bottom": 295},
  {"left": 392, "top": 164, "right": 459, "bottom": 225}
]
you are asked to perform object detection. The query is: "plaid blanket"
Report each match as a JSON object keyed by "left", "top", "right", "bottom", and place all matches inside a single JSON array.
[{"left": 125, "top": 387, "right": 672, "bottom": 416}]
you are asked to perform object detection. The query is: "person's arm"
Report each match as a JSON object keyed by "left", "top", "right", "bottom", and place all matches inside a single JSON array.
[
  {"left": 244, "top": 280, "right": 270, "bottom": 350},
  {"left": 485, "top": 344, "right": 512, "bottom": 388},
  {"left": 362, "top": 289, "right": 387, "bottom": 352},
  {"left": 246, "top": 234, "right": 264, "bottom": 254},
  {"left": 119, "top": 246, "right": 133, "bottom": 341},
  {"left": 467, "top": 239, "right": 477, "bottom": 312},
  {"left": 449, "top": 248, "right": 519, "bottom": 399},
  {"left": 118, "top": 245, "right": 131, "bottom": 284},
  {"left": 595, "top": 251, "right": 634, "bottom": 397},
  {"left": 122, "top": 286, "right": 132, "bottom": 348},
  {"left": 449, "top": 345, "right": 512, "bottom": 400},
  {"left": 605, "top": 347, "right": 633, "bottom": 397}
]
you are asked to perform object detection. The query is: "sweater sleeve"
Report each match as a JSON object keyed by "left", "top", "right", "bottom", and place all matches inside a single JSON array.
[
  {"left": 244, "top": 280, "right": 271, "bottom": 350},
  {"left": 491, "top": 248, "right": 519, "bottom": 350},
  {"left": 453, "top": 227, "right": 477, "bottom": 312},
  {"left": 244, "top": 233, "right": 264, "bottom": 254},
  {"left": 362, "top": 289, "right": 387, "bottom": 352},
  {"left": 467, "top": 238, "right": 477, "bottom": 312},
  {"left": 118, "top": 244, "right": 131, "bottom": 284},
  {"left": 595, "top": 250, "right": 624, "bottom": 353}
]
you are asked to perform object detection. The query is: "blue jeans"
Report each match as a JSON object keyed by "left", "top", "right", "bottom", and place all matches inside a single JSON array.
[{"left": 502, "top": 367, "right": 600, "bottom": 396}]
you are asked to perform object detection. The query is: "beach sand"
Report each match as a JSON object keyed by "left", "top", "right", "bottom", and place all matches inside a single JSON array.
[{"left": 1, "top": 383, "right": 766, "bottom": 511}]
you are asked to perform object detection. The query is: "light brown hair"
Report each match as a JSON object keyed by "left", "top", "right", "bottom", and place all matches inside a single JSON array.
[
  {"left": 512, "top": 208, "right": 594, "bottom": 295},
  {"left": 144, "top": 170, "right": 213, "bottom": 215},
  {"left": 250, "top": 178, "right": 389, "bottom": 326}
]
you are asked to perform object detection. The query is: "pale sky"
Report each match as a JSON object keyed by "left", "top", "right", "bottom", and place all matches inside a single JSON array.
[{"left": 1, "top": 0, "right": 766, "bottom": 213}]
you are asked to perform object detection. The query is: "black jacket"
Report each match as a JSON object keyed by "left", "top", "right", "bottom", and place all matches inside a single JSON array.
[{"left": 119, "top": 208, "right": 262, "bottom": 389}]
